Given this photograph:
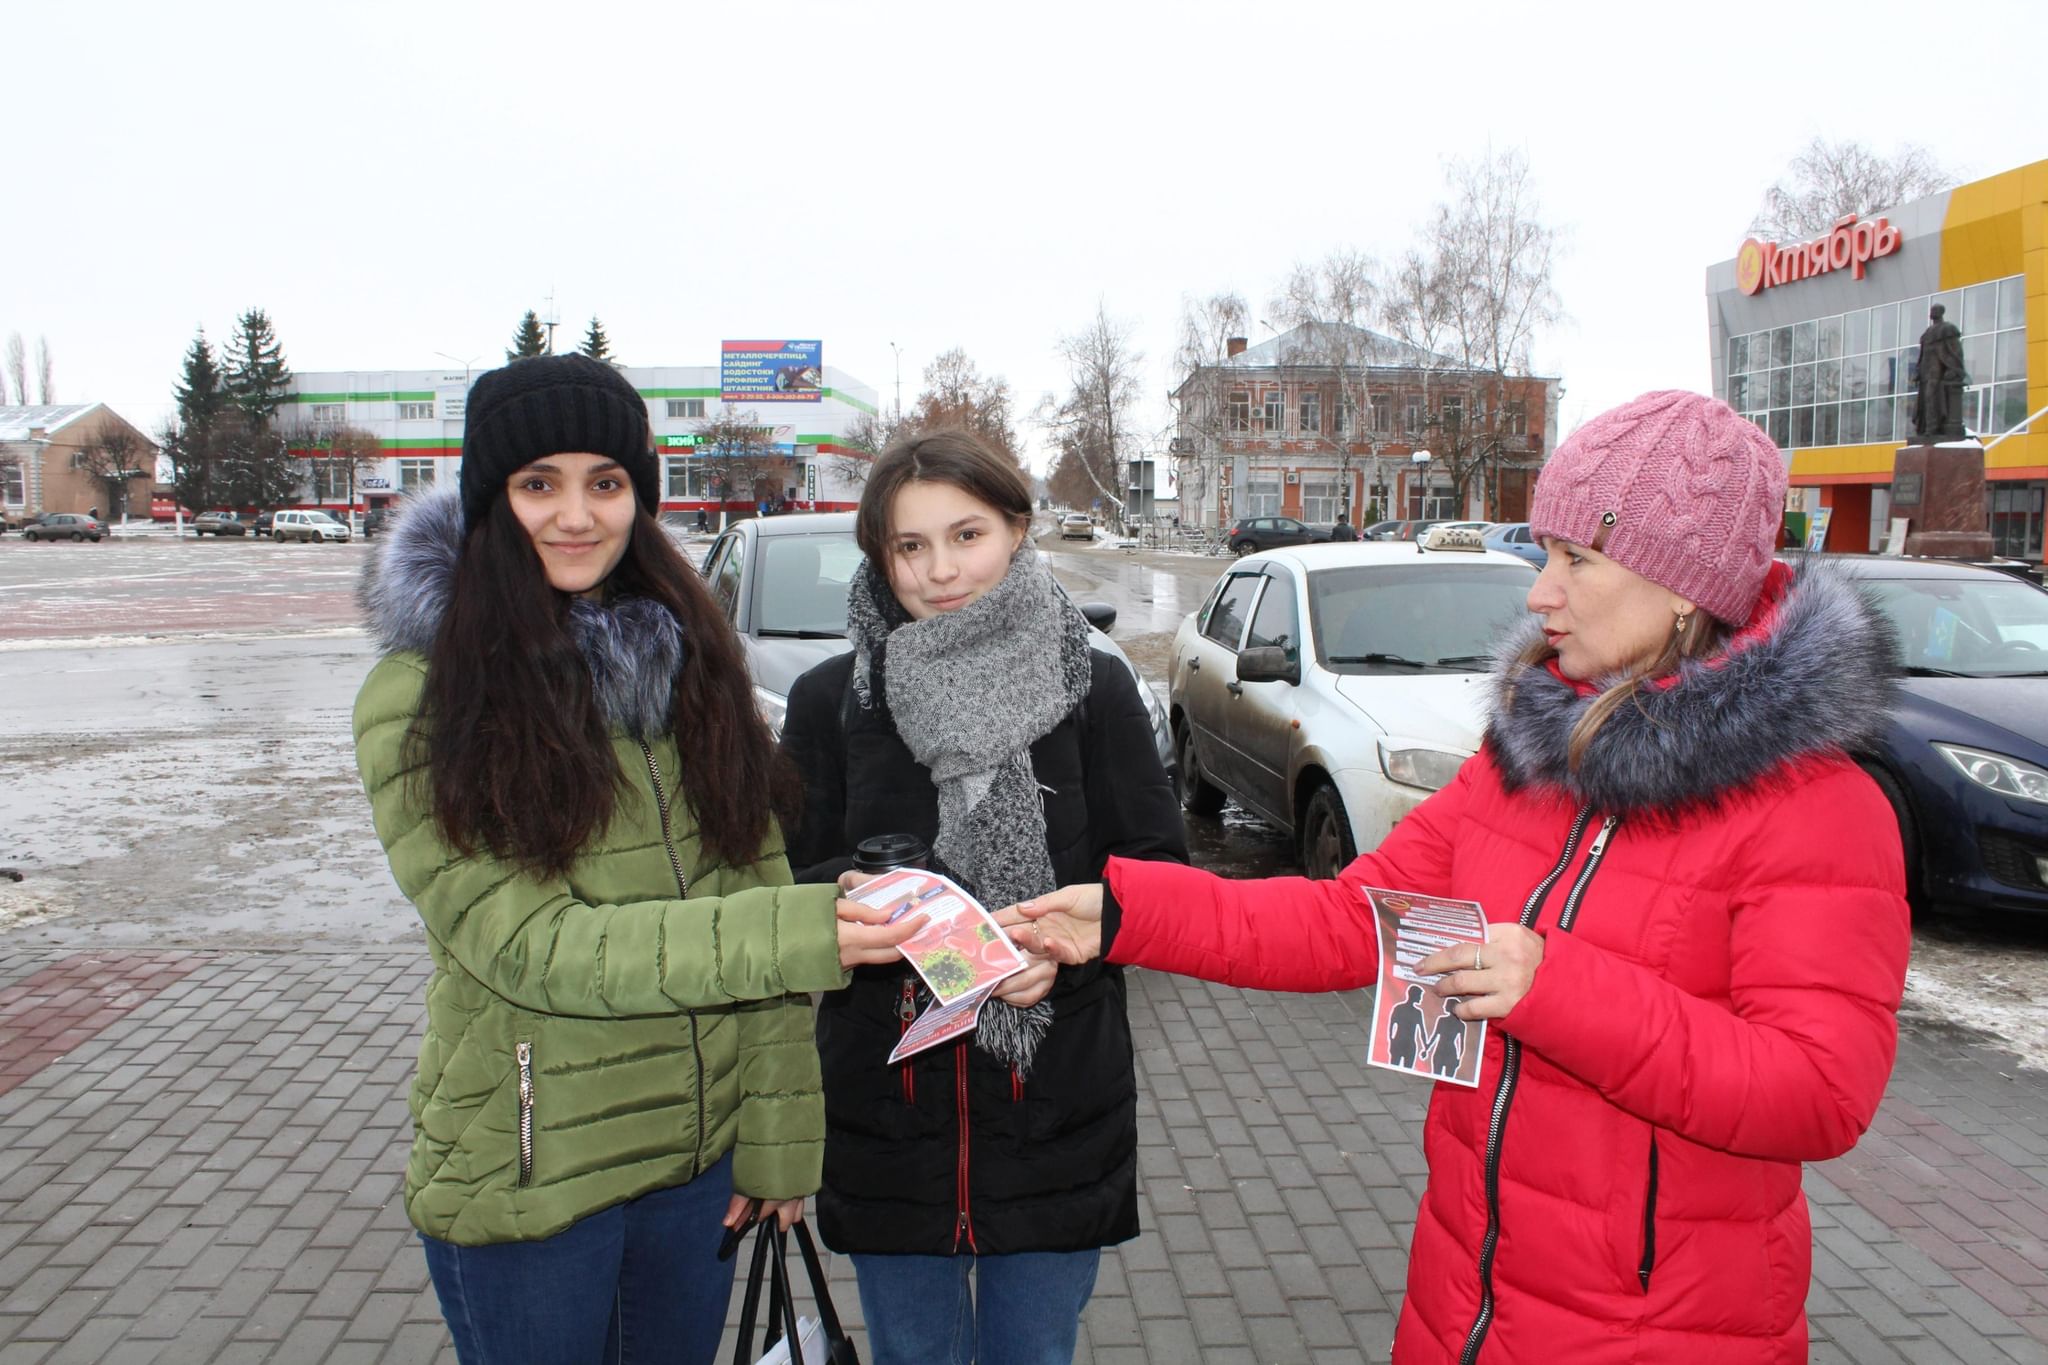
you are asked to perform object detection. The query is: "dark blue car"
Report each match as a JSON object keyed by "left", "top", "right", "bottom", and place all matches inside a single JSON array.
[{"left": 1837, "top": 557, "right": 2048, "bottom": 914}]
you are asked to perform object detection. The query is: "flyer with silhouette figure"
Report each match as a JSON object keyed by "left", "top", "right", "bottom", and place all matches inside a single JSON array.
[
  {"left": 1361, "top": 886, "right": 1488, "bottom": 1088},
  {"left": 846, "top": 868, "right": 1031, "bottom": 1063}
]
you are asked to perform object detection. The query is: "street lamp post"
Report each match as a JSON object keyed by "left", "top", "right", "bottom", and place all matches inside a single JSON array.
[
  {"left": 887, "top": 341, "right": 904, "bottom": 424},
  {"left": 1411, "top": 448, "right": 1433, "bottom": 521}
]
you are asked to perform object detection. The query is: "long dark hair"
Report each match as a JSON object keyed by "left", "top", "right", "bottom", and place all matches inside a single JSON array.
[
  {"left": 855, "top": 428, "right": 1033, "bottom": 564},
  {"left": 414, "top": 495, "right": 798, "bottom": 879}
]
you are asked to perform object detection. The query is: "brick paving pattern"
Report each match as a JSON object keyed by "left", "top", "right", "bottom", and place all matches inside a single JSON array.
[{"left": 0, "top": 948, "right": 2043, "bottom": 1363}]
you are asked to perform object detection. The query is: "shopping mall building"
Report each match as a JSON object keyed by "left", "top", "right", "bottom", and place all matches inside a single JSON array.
[
  {"left": 1705, "top": 159, "right": 2045, "bottom": 561},
  {"left": 278, "top": 343, "right": 879, "bottom": 518}
]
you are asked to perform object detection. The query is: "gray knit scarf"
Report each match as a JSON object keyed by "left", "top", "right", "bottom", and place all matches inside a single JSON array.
[{"left": 847, "top": 549, "right": 1093, "bottom": 1077}]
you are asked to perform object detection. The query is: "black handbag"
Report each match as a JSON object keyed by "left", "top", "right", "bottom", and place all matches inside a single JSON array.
[{"left": 731, "top": 1219, "right": 860, "bottom": 1365}]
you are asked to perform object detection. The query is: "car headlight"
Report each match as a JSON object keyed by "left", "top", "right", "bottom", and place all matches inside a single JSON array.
[
  {"left": 754, "top": 685, "right": 789, "bottom": 739},
  {"left": 1379, "top": 744, "right": 1467, "bottom": 793},
  {"left": 1934, "top": 744, "right": 2048, "bottom": 805}
]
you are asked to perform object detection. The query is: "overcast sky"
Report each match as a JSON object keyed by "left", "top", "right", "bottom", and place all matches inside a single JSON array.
[{"left": 9, "top": 0, "right": 2043, "bottom": 471}]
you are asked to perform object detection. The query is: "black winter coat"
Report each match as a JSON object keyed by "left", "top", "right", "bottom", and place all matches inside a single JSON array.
[{"left": 782, "top": 648, "right": 1187, "bottom": 1255}]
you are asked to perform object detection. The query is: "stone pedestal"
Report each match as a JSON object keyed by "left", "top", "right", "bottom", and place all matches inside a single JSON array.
[{"left": 1892, "top": 441, "right": 1993, "bottom": 558}]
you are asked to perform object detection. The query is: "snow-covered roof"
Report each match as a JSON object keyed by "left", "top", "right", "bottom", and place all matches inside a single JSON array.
[
  {"left": 0, "top": 403, "right": 99, "bottom": 441},
  {"left": 1224, "top": 323, "right": 1461, "bottom": 372}
]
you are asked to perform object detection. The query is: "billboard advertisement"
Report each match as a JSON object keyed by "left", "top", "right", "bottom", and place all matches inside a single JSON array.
[{"left": 721, "top": 340, "right": 823, "bottom": 403}]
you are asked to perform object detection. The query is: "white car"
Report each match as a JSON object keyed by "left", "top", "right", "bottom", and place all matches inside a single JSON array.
[
  {"left": 1169, "top": 529, "right": 1539, "bottom": 878},
  {"left": 1058, "top": 512, "right": 1095, "bottom": 540},
  {"left": 271, "top": 509, "right": 351, "bottom": 543}
]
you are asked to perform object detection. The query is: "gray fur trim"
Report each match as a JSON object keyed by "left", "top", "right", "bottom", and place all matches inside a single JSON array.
[
  {"left": 357, "top": 488, "right": 685, "bottom": 738},
  {"left": 1486, "top": 558, "right": 1899, "bottom": 816}
]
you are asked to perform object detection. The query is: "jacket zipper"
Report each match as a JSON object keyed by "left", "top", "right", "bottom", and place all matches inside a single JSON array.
[
  {"left": 899, "top": 979, "right": 918, "bottom": 1105},
  {"left": 515, "top": 1041, "right": 535, "bottom": 1188},
  {"left": 1638, "top": 1135, "right": 1660, "bottom": 1292},
  {"left": 637, "top": 740, "right": 706, "bottom": 1172},
  {"left": 1458, "top": 810, "right": 1618, "bottom": 1365},
  {"left": 952, "top": 1041, "right": 977, "bottom": 1252}
]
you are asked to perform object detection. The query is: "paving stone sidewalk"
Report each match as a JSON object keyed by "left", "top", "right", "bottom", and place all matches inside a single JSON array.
[{"left": 0, "top": 948, "right": 2044, "bottom": 1364}]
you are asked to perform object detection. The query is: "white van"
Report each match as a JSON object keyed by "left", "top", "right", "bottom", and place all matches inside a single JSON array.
[{"left": 272, "top": 510, "right": 351, "bottom": 543}]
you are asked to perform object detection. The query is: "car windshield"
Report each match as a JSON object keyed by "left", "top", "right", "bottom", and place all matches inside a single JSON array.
[
  {"left": 754, "top": 533, "right": 865, "bottom": 636},
  {"left": 1861, "top": 575, "right": 2048, "bottom": 677},
  {"left": 1309, "top": 562, "right": 1535, "bottom": 672}
]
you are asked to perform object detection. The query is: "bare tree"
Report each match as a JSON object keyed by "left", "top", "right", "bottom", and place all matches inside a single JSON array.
[
  {"left": 34, "top": 336, "right": 53, "bottom": 405},
  {"left": 75, "top": 422, "right": 146, "bottom": 519},
  {"left": 297, "top": 422, "right": 383, "bottom": 509},
  {"left": 835, "top": 409, "right": 907, "bottom": 492},
  {"left": 1750, "top": 138, "right": 1960, "bottom": 239},
  {"left": 1168, "top": 291, "right": 1250, "bottom": 527},
  {"left": 1269, "top": 250, "right": 1384, "bottom": 521},
  {"left": 4, "top": 334, "right": 24, "bottom": 406},
  {"left": 693, "top": 407, "right": 780, "bottom": 527},
  {"left": 1381, "top": 148, "right": 1560, "bottom": 520},
  {"left": 1038, "top": 302, "right": 1144, "bottom": 531},
  {"left": 905, "top": 349, "right": 1027, "bottom": 470}
]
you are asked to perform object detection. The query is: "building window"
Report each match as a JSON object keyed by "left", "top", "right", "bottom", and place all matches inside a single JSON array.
[
  {"left": 396, "top": 402, "right": 434, "bottom": 420},
  {"left": 1335, "top": 396, "right": 1357, "bottom": 437},
  {"left": 665, "top": 455, "right": 709, "bottom": 498},
  {"left": 1990, "top": 485, "right": 2044, "bottom": 560},
  {"left": 1246, "top": 479, "right": 1281, "bottom": 516},
  {"left": 1301, "top": 479, "right": 1338, "bottom": 523},
  {"left": 397, "top": 459, "right": 437, "bottom": 492},
  {"left": 667, "top": 399, "right": 705, "bottom": 419},
  {"left": 1227, "top": 391, "right": 1251, "bottom": 433},
  {"left": 309, "top": 403, "right": 344, "bottom": 424},
  {"left": 312, "top": 463, "right": 355, "bottom": 500},
  {"left": 1404, "top": 397, "right": 1423, "bottom": 433},
  {"left": 1261, "top": 391, "right": 1283, "bottom": 432},
  {"left": 1441, "top": 396, "right": 1464, "bottom": 432},
  {"left": 1421, "top": 479, "right": 1456, "bottom": 520},
  {"left": 1, "top": 462, "right": 22, "bottom": 505},
  {"left": 1299, "top": 392, "right": 1321, "bottom": 435},
  {"left": 1372, "top": 393, "right": 1393, "bottom": 435},
  {"left": 1502, "top": 400, "right": 1528, "bottom": 436}
]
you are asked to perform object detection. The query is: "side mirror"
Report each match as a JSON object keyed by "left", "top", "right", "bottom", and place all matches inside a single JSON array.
[
  {"left": 1236, "top": 646, "right": 1299, "bottom": 686},
  {"left": 1081, "top": 602, "right": 1118, "bottom": 633}
]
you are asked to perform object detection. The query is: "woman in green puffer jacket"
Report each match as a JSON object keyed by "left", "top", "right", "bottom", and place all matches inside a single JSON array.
[{"left": 352, "top": 355, "right": 919, "bottom": 1365}]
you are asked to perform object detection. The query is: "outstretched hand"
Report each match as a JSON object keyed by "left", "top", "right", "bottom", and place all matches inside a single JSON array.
[
  {"left": 836, "top": 898, "right": 925, "bottom": 968},
  {"left": 995, "top": 883, "right": 1106, "bottom": 966}
]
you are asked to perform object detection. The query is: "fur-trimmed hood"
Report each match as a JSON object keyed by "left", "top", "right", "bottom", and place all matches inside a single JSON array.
[
  {"left": 1486, "top": 557, "right": 1898, "bottom": 816},
  {"left": 356, "top": 489, "right": 685, "bottom": 738}
]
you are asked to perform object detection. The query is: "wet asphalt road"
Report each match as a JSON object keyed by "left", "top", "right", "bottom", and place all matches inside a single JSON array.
[{"left": 3, "top": 528, "right": 2045, "bottom": 1073}]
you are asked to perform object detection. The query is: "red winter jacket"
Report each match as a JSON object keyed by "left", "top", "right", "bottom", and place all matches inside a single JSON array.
[{"left": 1104, "top": 562, "right": 1911, "bottom": 1363}]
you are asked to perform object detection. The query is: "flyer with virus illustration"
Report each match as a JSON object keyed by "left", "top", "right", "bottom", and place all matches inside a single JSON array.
[{"left": 846, "top": 869, "right": 1032, "bottom": 1063}]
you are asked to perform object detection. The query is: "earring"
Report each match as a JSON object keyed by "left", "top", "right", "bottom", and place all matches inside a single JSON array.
[{"left": 1674, "top": 611, "right": 1693, "bottom": 635}]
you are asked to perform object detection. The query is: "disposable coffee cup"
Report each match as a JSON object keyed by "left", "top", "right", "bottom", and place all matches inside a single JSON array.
[{"left": 853, "top": 834, "right": 929, "bottom": 874}]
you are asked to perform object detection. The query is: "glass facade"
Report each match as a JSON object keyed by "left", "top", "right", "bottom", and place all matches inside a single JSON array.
[{"left": 1726, "top": 275, "right": 2028, "bottom": 447}]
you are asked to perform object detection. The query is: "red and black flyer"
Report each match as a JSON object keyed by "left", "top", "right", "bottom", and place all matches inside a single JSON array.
[{"left": 1361, "top": 886, "right": 1488, "bottom": 1088}]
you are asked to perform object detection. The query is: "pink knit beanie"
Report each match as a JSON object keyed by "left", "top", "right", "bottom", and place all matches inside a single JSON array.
[{"left": 1527, "top": 390, "right": 1788, "bottom": 624}]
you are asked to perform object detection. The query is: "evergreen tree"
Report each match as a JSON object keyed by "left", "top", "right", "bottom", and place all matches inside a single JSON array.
[
  {"left": 173, "top": 329, "right": 226, "bottom": 435},
  {"left": 507, "top": 310, "right": 548, "bottom": 360},
  {"left": 222, "top": 309, "right": 293, "bottom": 424},
  {"left": 579, "top": 317, "right": 614, "bottom": 363}
]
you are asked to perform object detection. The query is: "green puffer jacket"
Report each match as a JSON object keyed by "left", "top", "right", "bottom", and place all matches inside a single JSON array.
[{"left": 355, "top": 654, "right": 846, "bottom": 1244}]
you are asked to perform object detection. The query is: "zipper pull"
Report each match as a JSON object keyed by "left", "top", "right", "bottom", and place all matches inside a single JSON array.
[
  {"left": 899, "top": 979, "right": 917, "bottom": 1023},
  {"left": 516, "top": 1041, "right": 533, "bottom": 1101},
  {"left": 1585, "top": 816, "right": 1619, "bottom": 859}
]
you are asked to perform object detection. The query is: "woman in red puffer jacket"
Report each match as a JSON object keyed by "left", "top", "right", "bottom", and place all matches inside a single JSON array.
[{"left": 1007, "top": 390, "right": 1912, "bottom": 1364}]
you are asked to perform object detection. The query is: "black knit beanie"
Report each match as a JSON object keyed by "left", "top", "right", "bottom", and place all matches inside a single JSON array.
[{"left": 458, "top": 354, "right": 659, "bottom": 528}]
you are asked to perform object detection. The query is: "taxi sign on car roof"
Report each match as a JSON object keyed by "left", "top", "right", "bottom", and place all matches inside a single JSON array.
[{"left": 1420, "top": 526, "right": 1486, "bottom": 553}]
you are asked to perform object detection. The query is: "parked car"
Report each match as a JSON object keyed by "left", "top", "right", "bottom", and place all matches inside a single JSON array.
[
  {"left": 1170, "top": 532, "right": 1538, "bottom": 878},
  {"left": 192, "top": 511, "right": 249, "bottom": 537},
  {"left": 1360, "top": 520, "right": 1406, "bottom": 541},
  {"left": 362, "top": 507, "right": 395, "bottom": 539},
  {"left": 270, "top": 509, "right": 351, "bottom": 543},
  {"left": 1225, "top": 515, "right": 1328, "bottom": 556},
  {"left": 0, "top": 510, "right": 41, "bottom": 534},
  {"left": 698, "top": 512, "right": 1177, "bottom": 785},
  {"left": 1480, "top": 521, "right": 1545, "bottom": 563},
  {"left": 1059, "top": 512, "right": 1095, "bottom": 540},
  {"left": 1833, "top": 556, "right": 2048, "bottom": 915},
  {"left": 250, "top": 511, "right": 275, "bottom": 538},
  {"left": 21, "top": 513, "right": 103, "bottom": 543}
]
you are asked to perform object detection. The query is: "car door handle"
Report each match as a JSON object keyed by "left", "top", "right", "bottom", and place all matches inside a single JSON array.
[
  {"left": 1187, "top": 656, "right": 1201, "bottom": 672},
  {"left": 1226, "top": 680, "right": 1243, "bottom": 697}
]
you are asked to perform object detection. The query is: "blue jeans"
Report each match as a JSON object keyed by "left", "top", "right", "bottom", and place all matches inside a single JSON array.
[
  {"left": 850, "top": 1249, "right": 1102, "bottom": 1365},
  {"left": 420, "top": 1154, "right": 737, "bottom": 1365}
]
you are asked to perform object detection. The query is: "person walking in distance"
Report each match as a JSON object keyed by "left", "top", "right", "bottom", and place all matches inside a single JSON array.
[
  {"left": 1008, "top": 391, "right": 1911, "bottom": 1364},
  {"left": 352, "top": 354, "right": 918, "bottom": 1365}
]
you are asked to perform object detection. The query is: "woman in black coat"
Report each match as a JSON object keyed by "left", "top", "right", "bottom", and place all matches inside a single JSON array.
[{"left": 781, "top": 430, "right": 1186, "bottom": 1365}]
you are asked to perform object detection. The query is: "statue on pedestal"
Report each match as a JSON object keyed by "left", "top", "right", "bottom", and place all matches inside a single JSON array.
[{"left": 1911, "top": 303, "right": 1968, "bottom": 441}]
